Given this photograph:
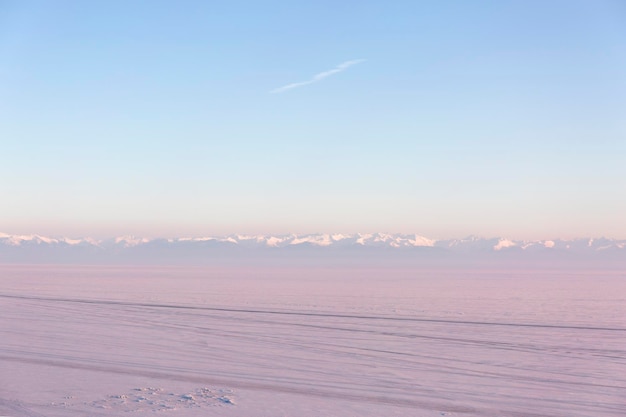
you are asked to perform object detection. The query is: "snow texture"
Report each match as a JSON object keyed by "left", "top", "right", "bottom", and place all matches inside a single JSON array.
[{"left": 1, "top": 265, "right": 625, "bottom": 416}]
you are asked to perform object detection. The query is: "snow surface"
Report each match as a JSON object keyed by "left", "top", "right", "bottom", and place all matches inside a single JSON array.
[{"left": 1, "top": 265, "right": 625, "bottom": 416}]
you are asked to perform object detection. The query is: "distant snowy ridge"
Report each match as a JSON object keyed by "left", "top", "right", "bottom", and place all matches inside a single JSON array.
[{"left": 1, "top": 232, "right": 625, "bottom": 252}]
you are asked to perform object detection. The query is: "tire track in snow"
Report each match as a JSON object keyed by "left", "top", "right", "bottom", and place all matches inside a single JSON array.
[
  {"left": 0, "top": 398, "right": 48, "bottom": 417},
  {"left": 0, "top": 354, "right": 483, "bottom": 414},
  {"left": 2, "top": 293, "right": 625, "bottom": 332}
]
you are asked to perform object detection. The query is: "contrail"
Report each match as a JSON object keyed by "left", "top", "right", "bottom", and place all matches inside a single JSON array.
[{"left": 270, "top": 59, "right": 365, "bottom": 94}]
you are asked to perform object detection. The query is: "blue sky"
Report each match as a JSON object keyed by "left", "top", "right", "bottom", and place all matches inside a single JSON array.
[{"left": 1, "top": 0, "right": 625, "bottom": 239}]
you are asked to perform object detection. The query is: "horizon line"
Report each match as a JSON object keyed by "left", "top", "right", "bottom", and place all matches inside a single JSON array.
[{"left": 1, "top": 231, "right": 625, "bottom": 242}]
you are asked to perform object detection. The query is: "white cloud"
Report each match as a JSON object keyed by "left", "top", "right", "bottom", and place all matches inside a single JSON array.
[{"left": 270, "top": 59, "right": 365, "bottom": 94}]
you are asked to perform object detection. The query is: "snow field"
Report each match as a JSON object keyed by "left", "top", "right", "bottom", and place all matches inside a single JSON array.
[{"left": 1, "top": 265, "right": 624, "bottom": 416}]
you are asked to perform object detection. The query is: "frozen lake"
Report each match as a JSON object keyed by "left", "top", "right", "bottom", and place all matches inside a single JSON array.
[{"left": 1, "top": 265, "right": 625, "bottom": 416}]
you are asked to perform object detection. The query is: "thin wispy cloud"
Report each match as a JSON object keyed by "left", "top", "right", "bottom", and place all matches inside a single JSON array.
[{"left": 270, "top": 59, "right": 365, "bottom": 94}]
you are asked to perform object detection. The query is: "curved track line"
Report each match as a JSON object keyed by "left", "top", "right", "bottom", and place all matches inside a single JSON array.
[{"left": 1, "top": 293, "right": 624, "bottom": 331}]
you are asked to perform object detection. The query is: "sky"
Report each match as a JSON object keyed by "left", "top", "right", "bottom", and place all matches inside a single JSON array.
[{"left": 1, "top": 0, "right": 625, "bottom": 240}]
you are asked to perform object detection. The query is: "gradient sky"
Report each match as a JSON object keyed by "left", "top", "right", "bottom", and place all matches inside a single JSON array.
[{"left": 1, "top": 0, "right": 625, "bottom": 239}]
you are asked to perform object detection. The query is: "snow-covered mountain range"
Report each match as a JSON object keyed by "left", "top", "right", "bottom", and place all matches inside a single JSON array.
[
  {"left": 1, "top": 232, "right": 625, "bottom": 266},
  {"left": 1, "top": 231, "right": 625, "bottom": 252}
]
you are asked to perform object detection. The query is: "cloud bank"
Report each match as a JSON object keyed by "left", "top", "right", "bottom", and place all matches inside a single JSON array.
[{"left": 270, "top": 59, "right": 365, "bottom": 93}]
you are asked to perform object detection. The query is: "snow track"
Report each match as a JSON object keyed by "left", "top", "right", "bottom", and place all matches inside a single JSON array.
[{"left": 1, "top": 266, "right": 625, "bottom": 416}]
